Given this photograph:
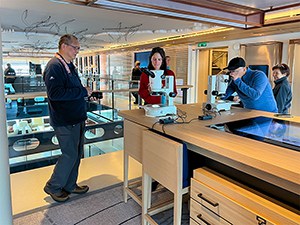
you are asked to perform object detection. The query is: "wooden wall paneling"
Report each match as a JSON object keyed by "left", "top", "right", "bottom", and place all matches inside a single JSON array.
[
  {"left": 165, "top": 45, "right": 189, "bottom": 85},
  {"left": 197, "top": 49, "right": 210, "bottom": 104}
]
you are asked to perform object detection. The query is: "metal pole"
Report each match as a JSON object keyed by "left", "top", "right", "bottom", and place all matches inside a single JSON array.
[
  {"left": 181, "top": 88, "right": 188, "bottom": 104},
  {"left": 111, "top": 80, "right": 115, "bottom": 109},
  {"left": 0, "top": 18, "right": 14, "bottom": 225}
]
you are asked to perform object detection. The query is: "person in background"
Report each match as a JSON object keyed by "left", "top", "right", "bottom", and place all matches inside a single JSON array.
[
  {"left": 139, "top": 47, "right": 177, "bottom": 104},
  {"left": 223, "top": 57, "right": 278, "bottom": 113},
  {"left": 272, "top": 63, "right": 292, "bottom": 114},
  {"left": 131, "top": 60, "right": 142, "bottom": 104},
  {"left": 166, "top": 55, "right": 171, "bottom": 70},
  {"left": 43, "top": 34, "right": 99, "bottom": 202},
  {"left": 4, "top": 63, "right": 16, "bottom": 84}
]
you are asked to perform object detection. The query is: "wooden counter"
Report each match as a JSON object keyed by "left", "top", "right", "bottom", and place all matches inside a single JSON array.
[{"left": 119, "top": 103, "right": 300, "bottom": 195}]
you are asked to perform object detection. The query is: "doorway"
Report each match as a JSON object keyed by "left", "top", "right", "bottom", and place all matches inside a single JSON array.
[
  {"left": 195, "top": 48, "right": 228, "bottom": 104},
  {"left": 289, "top": 40, "right": 300, "bottom": 116}
]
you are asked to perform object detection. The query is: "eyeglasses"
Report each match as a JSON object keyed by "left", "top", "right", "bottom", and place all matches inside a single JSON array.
[{"left": 66, "top": 44, "right": 80, "bottom": 51}]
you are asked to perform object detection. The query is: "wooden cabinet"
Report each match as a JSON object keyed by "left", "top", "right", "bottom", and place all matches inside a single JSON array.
[
  {"left": 190, "top": 168, "right": 300, "bottom": 225},
  {"left": 190, "top": 198, "right": 231, "bottom": 225},
  {"left": 190, "top": 218, "right": 200, "bottom": 225}
]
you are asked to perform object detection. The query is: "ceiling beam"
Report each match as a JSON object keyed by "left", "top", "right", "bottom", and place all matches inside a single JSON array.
[
  {"left": 54, "top": 0, "right": 264, "bottom": 28},
  {"left": 98, "top": 0, "right": 264, "bottom": 28}
]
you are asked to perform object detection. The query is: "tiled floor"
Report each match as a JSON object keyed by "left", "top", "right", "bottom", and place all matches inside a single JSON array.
[{"left": 10, "top": 150, "right": 142, "bottom": 216}]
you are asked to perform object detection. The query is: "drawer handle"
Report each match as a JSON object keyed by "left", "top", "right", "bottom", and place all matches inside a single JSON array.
[
  {"left": 197, "top": 193, "right": 219, "bottom": 207},
  {"left": 197, "top": 214, "right": 211, "bottom": 225},
  {"left": 256, "top": 216, "right": 267, "bottom": 225}
]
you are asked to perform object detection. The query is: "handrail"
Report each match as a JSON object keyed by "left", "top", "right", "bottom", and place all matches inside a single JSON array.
[
  {"left": 6, "top": 79, "right": 193, "bottom": 109},
  {"left": 5, "top": 85, "right": 192, "bottom": 97},
  {"left": 83, "top": 74, "right": 131, "bottom": 82}
]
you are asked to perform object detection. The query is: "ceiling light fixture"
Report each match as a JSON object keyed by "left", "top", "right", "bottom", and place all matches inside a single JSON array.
[
  {"left": 264, "top": 4, "right": 300, "bottom": 25},
  {"left": 103, "top": 27, "right": 232, "bottom": 51}
]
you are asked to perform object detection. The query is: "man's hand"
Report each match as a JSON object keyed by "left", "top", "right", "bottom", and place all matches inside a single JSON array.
[
  {"left": 85, "top": 87, "right": 102, "bottom": 101},
  {"left": 233, "top": 95, "right": 240, "bottom": 102},
  {"left": 85, "top": 86, "right": 93, "bottom": 96},
  {"left": 89, "top": 91, "right": 103, "bottom": 101},
  {"left": 230, "top": 73, "right": 242, "bottom": 81},
  {"left": 229, "top": 67, "right": 246, "bottom": 81}
]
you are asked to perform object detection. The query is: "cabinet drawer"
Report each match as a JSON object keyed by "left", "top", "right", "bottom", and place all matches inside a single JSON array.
[
  {"left": 124, "top": 120, "right": 148, "bottom": 163},
  {"left": 190, "top": 218, "right": 200, "bottom": 225},
  {"left": 191, "top": 178, "right": 265, "bottom": 224},
  {"left": 193, "top": 168, "right": 300, "bottom": 225},
  {"left": 190, "top": 198, "right": 231, "bottom": 225}
]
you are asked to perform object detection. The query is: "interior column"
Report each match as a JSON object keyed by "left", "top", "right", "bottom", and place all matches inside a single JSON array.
[{"left": 0, "top": 16, "right": 14, "bottom": 225}]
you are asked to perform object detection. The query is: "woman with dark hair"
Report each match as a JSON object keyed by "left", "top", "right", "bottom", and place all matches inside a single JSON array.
[
  {"left": 272, "top": 63, "right": 292, "bottom": 114},
  {"left": 139, "top": 47, "right": 177, "bottom": 104}
]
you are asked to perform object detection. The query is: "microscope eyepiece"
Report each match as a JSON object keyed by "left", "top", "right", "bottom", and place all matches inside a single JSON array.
[
  {"left": 169, "top": 92, "right": 177, "bottom": 98},
  {"left": 141, "top": 68, "right": 155, "bottom": 78}
]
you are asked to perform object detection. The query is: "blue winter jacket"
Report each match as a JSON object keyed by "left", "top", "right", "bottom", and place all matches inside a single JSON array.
[
  {"left": 224, "top": 68, "right": 278, "bottom": 113},
  {"left": 43, "top": 57, "right": 88, "bottom": 126}
]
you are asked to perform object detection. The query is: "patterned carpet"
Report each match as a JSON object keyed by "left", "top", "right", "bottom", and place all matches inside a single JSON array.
[{"left": 13, "top": 183, "right": 189, "bottom": 225}]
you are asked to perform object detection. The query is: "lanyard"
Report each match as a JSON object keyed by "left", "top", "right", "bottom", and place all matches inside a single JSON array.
[{"left": 55, "top": 53, "right": 71, "bottom": 74}]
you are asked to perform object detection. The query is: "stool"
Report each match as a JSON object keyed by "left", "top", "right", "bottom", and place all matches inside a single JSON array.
[
  {"left": 123, "top": 119, "right": 148, "bottom": 205},
  {"left": 142, "top": 130, "right": 189, "bottom": 225}
]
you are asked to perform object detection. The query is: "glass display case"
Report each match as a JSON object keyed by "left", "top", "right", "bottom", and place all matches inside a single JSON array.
[{"left": 7, "top": 109, "right": 124, "bottom": 173}]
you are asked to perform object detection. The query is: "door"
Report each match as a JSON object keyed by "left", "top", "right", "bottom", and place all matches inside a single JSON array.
[
  {"left": 290, "top": 41, "right": 300, "bottom": 116},
  {"left": 195, "top": 48, "right": 228, "bottom": 104}
]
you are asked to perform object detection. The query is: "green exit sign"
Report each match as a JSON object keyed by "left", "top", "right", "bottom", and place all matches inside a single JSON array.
[{"left": 198, "top": 42, "right": 207, "bottom": 47}]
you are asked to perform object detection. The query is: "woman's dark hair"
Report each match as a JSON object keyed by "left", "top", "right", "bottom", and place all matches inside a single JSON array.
[
  {"left": 147, "top": 47, "right": 167, "bottom": 72},
  {"left": 272, "top": 63, "right": 290, "bottom": 77}
]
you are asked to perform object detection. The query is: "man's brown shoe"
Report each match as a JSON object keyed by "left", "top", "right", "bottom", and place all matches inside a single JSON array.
[
  {"left": 44, "top": 187, "right": 69, "bottom": 202},
  {"left": 70, "top": 185, "right": 89, "bottom": 194}
]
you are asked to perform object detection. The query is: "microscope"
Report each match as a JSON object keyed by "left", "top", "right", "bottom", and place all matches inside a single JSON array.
[
  {"left": 142, "top": 69, "right": 177, "bottom": 117},
  {"left": 203, "top": 74, "right": 233, "bottom": 111}
]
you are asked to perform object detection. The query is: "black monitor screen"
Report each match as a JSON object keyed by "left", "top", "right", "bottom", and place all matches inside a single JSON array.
[
  {"left": 29, "top": 62, "right": 35, "bottom": 72},
  {"left": 29, "top": 62, "right": 42, "bottom": 74},
  {"left": 209, "top": 116, "right": 300, "bottom": 152},
  {"left": 35, "top": 64, "right": 42, "bottom": 74},
  {"left": 249, "top": 65, "right": 269, "bottom": 77}
]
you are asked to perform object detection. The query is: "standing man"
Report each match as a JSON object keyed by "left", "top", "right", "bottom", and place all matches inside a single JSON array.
[
  {"left": 4, "top": 63, "right": 16, "bottom": 84},
  {"left": 165, "top": 56, "right": 171, "bottom": 70},
  {"left": 43, "top": 34, "right": 94, "bottom": 202},
  {"left": 131, "top": 60, "right": 142, "bottom": 104},
  {"left": 223, "top": 57, "right": 278, "bottom": 113}
]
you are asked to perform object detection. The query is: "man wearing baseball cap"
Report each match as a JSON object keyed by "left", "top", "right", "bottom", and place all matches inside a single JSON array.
[{"left": 223, "top": 57, "right": 278, "bottom": 113}]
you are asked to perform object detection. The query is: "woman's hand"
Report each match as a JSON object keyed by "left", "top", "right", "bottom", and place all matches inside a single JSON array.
[{"left": 147, "top": 83, "right": 152, "bottom": 93}]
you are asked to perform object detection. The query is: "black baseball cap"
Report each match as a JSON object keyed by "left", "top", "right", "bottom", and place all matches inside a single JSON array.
[{"left": 224, "top": 57, "right": 246, "bottom": 70}]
